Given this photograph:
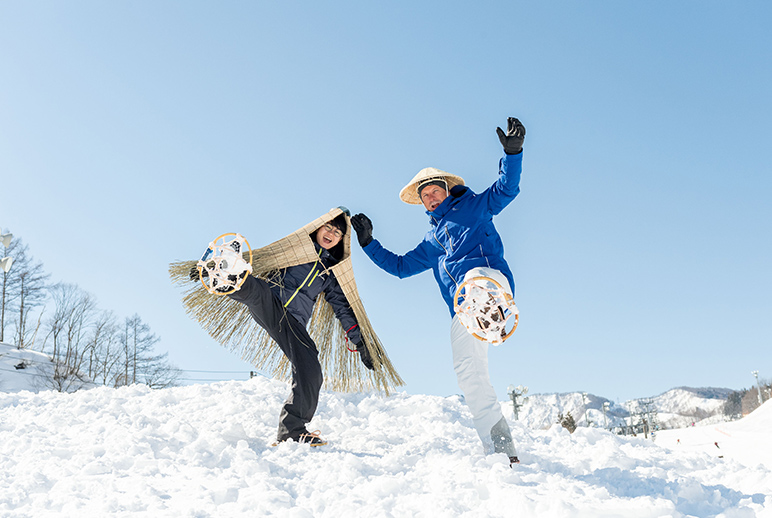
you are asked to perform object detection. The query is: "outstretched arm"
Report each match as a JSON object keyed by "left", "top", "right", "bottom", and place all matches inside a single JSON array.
[
  {"left": 487, "top": 117, "right": 526, "bottom": 215},
  {"left": 352, "top": 213, "right": 433, "bottom": 279}
]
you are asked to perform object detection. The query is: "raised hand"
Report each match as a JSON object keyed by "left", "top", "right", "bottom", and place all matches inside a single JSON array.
[
  {"left": 351, "top": 213, "right": 373, "bottom": 247},
  {"left": 496, "top": 117, "right": 526, "bottom": 155}
]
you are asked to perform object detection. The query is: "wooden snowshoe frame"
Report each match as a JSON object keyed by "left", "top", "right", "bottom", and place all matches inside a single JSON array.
[
  {"left": 197, "top": 233, "right": 254, "bottom": 296},
  {"left": 453, "top": 276, "right": 519, "bottom": 345}
]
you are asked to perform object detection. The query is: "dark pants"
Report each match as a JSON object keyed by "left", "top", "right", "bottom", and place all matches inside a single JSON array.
[{"left": 229, "top": 276, "right": 323, "bottom": 441}]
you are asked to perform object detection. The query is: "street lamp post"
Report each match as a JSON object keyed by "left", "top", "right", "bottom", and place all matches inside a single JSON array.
[
  {"left": 0, "top": 232, "right": 13, "bottom": 273},
  {"left": 752, "top": 370, "right": 764, "bottom": 406}
]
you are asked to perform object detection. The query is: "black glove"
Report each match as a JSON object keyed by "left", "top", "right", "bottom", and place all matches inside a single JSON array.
[
  {"left": 351, "top": 213, "right": 373, "bottom": 247},
  {"left": 354, "top": 340, "right": 375, "bottom": 370},
  {"left": 496, "top": 117, "right": 526, "bottom": 155}
]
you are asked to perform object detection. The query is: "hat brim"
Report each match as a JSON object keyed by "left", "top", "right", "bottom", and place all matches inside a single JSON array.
[{"left": 399, "top": 168, "right": 465, "bottom": 205}]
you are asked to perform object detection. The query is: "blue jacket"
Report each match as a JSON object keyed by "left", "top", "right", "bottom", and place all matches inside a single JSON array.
[
  {"left": 362, "top": 152, "right": 522, "bottom": 317},
  {"left": 269, "top": 242, "right": 361, "bottom": 343}
]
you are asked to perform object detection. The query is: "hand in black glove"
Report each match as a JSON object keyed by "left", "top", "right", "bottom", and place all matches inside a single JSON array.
[
  {"left": 353, "top": 340, "right": 375, "bottom": 370},
  {"left": 351, "top": 213, "right": 373, "bottom": 248},
  {"left": 496, "top": 117, "right": 526, "bottom": 155}
]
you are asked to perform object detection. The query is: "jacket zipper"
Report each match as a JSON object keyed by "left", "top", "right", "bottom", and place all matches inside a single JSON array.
[
  {"left": 284, "top": 248, "right": 323, "bottom": 308},
  {"left": 431, "top": 216, "right": 458, "bottom": 288}
]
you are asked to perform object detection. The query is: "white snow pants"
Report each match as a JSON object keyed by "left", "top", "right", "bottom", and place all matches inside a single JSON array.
[{"left": 451, "top": 267, "right": 517, "bottom": 457}]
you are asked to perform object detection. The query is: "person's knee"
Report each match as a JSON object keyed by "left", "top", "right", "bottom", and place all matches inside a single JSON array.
[{"left": 294, "top": 353, "right": 323, "bottom": 387}]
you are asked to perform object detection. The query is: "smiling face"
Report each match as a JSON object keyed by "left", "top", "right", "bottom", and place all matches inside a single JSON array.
[
  {"left": 419, "top": 184, "right": 449, "bottom": 212},
  {"left": 316, "top": 223, "right": 343, "bottom": 250}
]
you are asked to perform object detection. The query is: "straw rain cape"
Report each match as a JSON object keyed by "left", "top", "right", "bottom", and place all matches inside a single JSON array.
[{"left": 169, "top": 207, "right": 404, "bottom": 394}]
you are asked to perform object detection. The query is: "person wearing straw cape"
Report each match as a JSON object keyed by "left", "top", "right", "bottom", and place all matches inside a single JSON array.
[
  {"left": 176, "top": 208, "right": 402, "bottom": 447},
  {"left": 230, "top": 213, "right": 371, "bottom": 446},
  {"left": 351, "top": 117, "right": 526, "bottom": 465}
]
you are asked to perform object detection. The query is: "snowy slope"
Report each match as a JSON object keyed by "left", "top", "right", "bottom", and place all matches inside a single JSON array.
[
  {"left": 653, "top": 387, "right": 732, "bottom": 429},
  {"left": 0, "top": 342, "right": 56, "bottom": 393},
  {"left": 516, "top": 392, "right": 620, "bottom": 430},
  {"left": 0, "top": 343, "right": 95, "bottom": 394},
  {"left": 657, "top": 400, "right": 772, "bottom": 472},
  {"left": 516, "top": 387, "right": 731, "bottom": 431},
  {"left": 1, "top": 377, "right": 770, "bottom": 517}
]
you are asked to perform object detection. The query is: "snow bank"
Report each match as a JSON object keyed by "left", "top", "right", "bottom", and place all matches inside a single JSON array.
[
  {"left": 0, "top": 343, "right": 96, "bottom": 394},
  {"left": 0, "top": 343, "right": 55, "bottom": 393},
  {"left": 1, "top": 377, "right": 769, "bottom": 517}
]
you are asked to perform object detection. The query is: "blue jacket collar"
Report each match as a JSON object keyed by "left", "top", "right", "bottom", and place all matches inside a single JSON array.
[{"left": 426, "top": 185, "right": 470, "bottom": 223}]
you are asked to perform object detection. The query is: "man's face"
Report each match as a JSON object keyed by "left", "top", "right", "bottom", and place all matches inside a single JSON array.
[
  {"left": 316, "top": 223, "right": 343, "bottom": 249},
  {"left": 420, "top": 184, "right": 448, "bottom": 212}
]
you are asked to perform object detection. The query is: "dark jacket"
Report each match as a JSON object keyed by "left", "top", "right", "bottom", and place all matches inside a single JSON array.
[
  {"left": 362, "top": 152, "right": 522, "bottom": 317},
  {"left": 269, "top": 242, "right": 361, "bottom": 344}
]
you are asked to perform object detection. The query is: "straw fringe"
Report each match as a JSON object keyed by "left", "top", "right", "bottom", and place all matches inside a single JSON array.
[{"left": 169, "top": 208, "right": 404, "bottom": 394}]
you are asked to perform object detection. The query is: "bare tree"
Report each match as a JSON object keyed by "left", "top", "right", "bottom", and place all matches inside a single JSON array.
[
  {"left": 117, "top": 314, "right": 181, "bottom": 388},
  {"left": 86, "top": 310, "right": 122, "bottom": 386},
  {"left": 41, "top": 283, "right": 97, "bottom": 392},
  {"left": 0, "top": 236, "right": 49, "bottom": 347},
  {"left": 723, "top": 390, "right": 745, "bottom": 420},
  {"left": 141, "top": 351, "right": 182, "bottom": 389},
  {"left": 742, "top": 381, "right": 772, "bottom": 415},
  {"left": 14, "top": 249, "right": 49, "bottom": 349}
]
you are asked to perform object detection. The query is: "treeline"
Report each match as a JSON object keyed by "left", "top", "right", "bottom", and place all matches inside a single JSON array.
[
  {"left": 723, "top": 383, "right": 771, "bottom": 419},
  {"left": 1, "top": 232, "right": 180, "bottom": 391}
]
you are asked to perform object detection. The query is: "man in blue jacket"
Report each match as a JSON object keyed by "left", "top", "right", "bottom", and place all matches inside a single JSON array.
[{"left": 351, "top": 117, "right": 526, "bottom": 465}]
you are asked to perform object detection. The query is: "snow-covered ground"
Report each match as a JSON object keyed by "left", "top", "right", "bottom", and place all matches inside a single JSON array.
[
  {"left": 0, "top": 344, "right": 60, "bottom": 394},
  {"left": 1, "top": 366, "right": 770, "bottom": 517}
]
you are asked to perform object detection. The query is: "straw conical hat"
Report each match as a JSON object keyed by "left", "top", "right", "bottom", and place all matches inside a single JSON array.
[{"left": 399, "top": 167, "right": 465, "bottom": 205}]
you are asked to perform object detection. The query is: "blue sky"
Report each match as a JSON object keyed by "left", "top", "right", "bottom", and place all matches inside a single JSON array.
[{"left": 2, "top": 1, "right": 770, "bottom": 403}]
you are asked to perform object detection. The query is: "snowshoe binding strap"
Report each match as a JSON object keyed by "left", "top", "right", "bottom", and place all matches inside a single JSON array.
[{"left": 298, "top": 430, "right": 327, "bottom": 447}]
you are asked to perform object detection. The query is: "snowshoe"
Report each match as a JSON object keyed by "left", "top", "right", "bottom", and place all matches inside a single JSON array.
[
  {"left": 298, "top": 430, "right": 328, "bottom": 447},
  {"left": 453, "top": 275, "right": 519, "bottom": 345},
  {"left": 271, "top": 430, "right": 328, "bottom": 447},
  {"left": 196, "top": 233, "right": 253, "bottom": 296}
]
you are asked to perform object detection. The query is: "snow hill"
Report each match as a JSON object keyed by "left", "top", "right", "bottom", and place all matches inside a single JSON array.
[
  {"left": 0, "top": 343, "right": 95, "bottom": 394},
  {"left": 1, "top": 341, "right": 771, "bottom": 517},
  {"left": 0, "top": 343, "right": 58, "bottom": 393},
  {"left": 1, "top": 376, "right": 770, "bottom": 517}
]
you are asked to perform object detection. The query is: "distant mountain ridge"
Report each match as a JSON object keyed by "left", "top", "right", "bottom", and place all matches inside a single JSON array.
[{"left": 510, "top": 386, "right": 733, "bottom": 431}]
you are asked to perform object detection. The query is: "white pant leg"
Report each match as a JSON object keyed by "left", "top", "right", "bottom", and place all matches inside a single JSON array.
[
  {"left": 451, "top": 267, "right": 517, "bottom": 456},
  {"left": 451, "top": 315, "right": 503, "bottom": 453}
]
